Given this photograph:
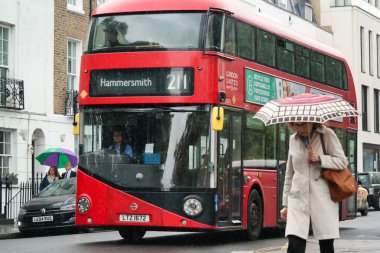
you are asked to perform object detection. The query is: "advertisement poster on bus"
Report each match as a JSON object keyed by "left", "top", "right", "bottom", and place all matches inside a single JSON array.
[{"left": 245, "top": 68, "right": 306, "bottom": 105}]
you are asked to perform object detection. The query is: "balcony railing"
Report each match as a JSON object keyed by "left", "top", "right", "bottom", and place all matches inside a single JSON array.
[
  {"left": 65, "top": 89, "right": 78, "bottom": 116},
  {"left": 0, "top": 78, "right": 24, "bottom": 110}
]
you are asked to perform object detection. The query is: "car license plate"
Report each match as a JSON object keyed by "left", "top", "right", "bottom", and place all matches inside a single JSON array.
[
  {"left": 32, "top": 216, "right": 54, "bottom": 223},
  {"left": 119, "top": 214, "right": 150, "bottom": 222}
]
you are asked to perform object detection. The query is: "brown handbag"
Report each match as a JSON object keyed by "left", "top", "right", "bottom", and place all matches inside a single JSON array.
[{"left": 319, "top": 134, "right": 358, "bottom": 202}]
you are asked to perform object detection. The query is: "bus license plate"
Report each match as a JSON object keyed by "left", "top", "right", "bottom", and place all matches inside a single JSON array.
[
  {"left": 32, "top": 216, "right": 53, "bottom": 223},
  {"left": 119, "top": 214, "right": 150, "bottom": 222}
]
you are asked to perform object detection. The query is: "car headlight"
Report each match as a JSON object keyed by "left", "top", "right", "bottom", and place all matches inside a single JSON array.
[
  {"left": 369, "top": 188, "right": 374, "bottom": 195},
  {"left": 183, "top": 197, "right": 203, "bottom": 217},
  {"left": 60, "top": 203, "right": 76, "bottom": 211},
  {"left": 18, "top": 207, "right": 27, "bottom": 216},
  {"left": 77, "top": 196, "right": 91, "bottom": 214}
]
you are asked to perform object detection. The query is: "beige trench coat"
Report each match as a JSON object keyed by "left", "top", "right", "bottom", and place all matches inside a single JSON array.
[{"left": 282, "top": 125, "right": 348, "bottom": 240}]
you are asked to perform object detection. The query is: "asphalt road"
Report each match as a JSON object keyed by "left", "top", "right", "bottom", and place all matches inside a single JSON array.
[{"left": 0, "top": 210, "right": 379, "bottom": 253}]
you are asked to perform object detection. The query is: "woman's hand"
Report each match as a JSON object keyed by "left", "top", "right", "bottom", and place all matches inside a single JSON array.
[
  {"left": 308, "top": 148, "right": 320, "bottom": 163},
  {"left": 280, "top": 207, "right": 288, "bottom": 220}
]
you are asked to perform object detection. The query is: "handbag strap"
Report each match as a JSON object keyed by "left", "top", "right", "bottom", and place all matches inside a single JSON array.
[{"left": 319, "top": 133, "right": 327, "bottom": 155}]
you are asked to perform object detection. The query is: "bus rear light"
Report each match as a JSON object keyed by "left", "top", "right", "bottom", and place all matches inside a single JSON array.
[
  {"left": 183, "top": 196, "right": 203, "bottom": 217},
  {"left": 78, "top": 196, "right": 91, "bottom": 214}
]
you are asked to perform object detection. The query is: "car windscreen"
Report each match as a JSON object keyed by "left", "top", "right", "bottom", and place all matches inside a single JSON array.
[
  {"left": 89, "top": 12, "right": 204, "bottom": 52},
  {"left": 358, "top": 174, "right": 368, "bottom": 184},
  {"left": 38, "top": 180, "right": 76, "bottom": 197},
  {"left": 370, "top": 173, "right": 380, "bottom": 184}
]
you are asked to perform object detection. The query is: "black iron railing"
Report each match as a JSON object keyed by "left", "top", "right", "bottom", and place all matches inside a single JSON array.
[
  {"left": 0, "top": 78, "right": 24, "bottom": 110},
  {"left": 65, "top": 89, "right": 78, "bottom": 116},
  {"left": 1, "top": 173, "right": 43, "bottom": 221}
]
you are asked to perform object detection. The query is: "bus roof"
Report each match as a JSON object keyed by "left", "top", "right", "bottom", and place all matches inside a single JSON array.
[{"left": 94, "top": 0, "right": 346, "bottom": 61}]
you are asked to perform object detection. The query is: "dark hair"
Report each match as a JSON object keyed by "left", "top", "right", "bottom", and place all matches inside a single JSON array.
[
  {"left": 49, "top": 166, "right": 60, "bottom": 177},
  {"left": 112, "top": 130, "right": 126, "bottom": 151}
]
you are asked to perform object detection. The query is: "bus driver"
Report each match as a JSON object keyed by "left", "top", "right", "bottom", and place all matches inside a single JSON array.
[{"left": 109, "top": 130, "right": 133, "bottom": 158}]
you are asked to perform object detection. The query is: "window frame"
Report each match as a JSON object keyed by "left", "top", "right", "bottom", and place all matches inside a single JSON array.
[
  {"left": 362, "top": 85, "right": 369, "bottom": 131},
  {"left": 67, "top": 0, "right": 84, "bottom": 15},
  {"left": 0, "top": 131, "right": 11, "bottom": 178},
  {"left": 67, "top": 38, "right": 82, "bottom": 91},
  {"left": 360, "top": 26, "right": 365, "bottom": 73},
  {"left": 375, "top": 89, "right": 379, "bottom": 133},
  {"left": 369, "top": 30, "right": 373, "bottom": 76},
  {"left": 0, "top": 26, "right": 9, "bottom": 79}
]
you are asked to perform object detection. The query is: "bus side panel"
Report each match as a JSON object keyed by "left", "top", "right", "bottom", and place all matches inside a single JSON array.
[
  {"left": 259, "top": 170, "right": 278, "bottom": 227},
  {"left": 243, "top": 169, "right": 278, "bottom": 228}
]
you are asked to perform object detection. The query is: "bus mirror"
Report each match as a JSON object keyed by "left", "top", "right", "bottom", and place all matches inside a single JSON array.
[
  {"left": 212, "top": 107, "right": 224, "bottom": 131},
  {"left": 73, "top": 114, "right": 80, "bottom": 135}
]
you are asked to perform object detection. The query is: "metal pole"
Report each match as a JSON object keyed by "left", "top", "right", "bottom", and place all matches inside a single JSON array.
[{"left": 31, "top": 141, "right": 35, "bottom": 196}]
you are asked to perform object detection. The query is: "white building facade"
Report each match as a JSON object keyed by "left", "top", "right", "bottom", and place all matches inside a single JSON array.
[
  {"left": 0, "top": 0, "right": 76, "bottom": 184},
  {"left": 320, "top": 0, "right": 380, "bottom": 173}
]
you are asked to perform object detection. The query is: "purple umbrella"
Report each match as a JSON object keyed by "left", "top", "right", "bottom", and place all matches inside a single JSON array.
[{"left": 36, "top": 147, "right": 78, "bottom": 168}]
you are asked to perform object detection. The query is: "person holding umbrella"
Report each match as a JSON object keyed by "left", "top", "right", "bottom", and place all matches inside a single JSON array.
[
  {"left": 280, "top": 122, "right": 347, "bottom": 253},
  {"left": 253, "top": 93, "right": 359, "bottom": 253},
  {"left": 36, "top": 147, "right": 78, "bottom": 189},
  {"left": 39, "top": 166, "right": 60, "bottom": 191}
]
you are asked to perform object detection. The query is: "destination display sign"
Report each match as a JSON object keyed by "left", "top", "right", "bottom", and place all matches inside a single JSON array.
[{"left": 90, "top": 68, "right": 194, "bottom": 97}]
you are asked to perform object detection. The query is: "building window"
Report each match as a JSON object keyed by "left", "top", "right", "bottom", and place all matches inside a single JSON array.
[
  {"left": 362, "top": 85, "right": 369, "bottom": 131},
  {"left": 375, "top": 89, "right": 379, "bottom": 133},
  {"left": 361, "top": 26, "right": 365, "bottom": 73},
  {"left": 0, "top": 131, "right": 11, "bottom": 177},
  {"left": 377, "top": 34, "right": 380, "bottom": 78},
  {"left": 67, "top": 0, "right": 84, "bottom": 14},
  {"left": 97, "top": 0, "right": 106, "bottom": 5},
  {"left": 363, "top": 147, "right": 379, "bottom": 172},
  {"left": 67, "top": 39, "right": 81, "bottom": 91},
  {"left": 369, "top": 30, "right": 373, "bottom": 75},
  {"left": 0, "top": 26, "right": 9, "bottom": 79}
]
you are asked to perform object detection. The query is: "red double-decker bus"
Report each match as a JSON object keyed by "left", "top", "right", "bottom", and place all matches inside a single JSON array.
[{"left": 76, "top": 0, "right": 358, "bottom": 241}]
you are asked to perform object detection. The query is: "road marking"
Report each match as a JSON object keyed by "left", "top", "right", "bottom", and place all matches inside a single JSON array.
[
  {"left": 358, "top": 234, "right": 380, "bottom": 239},
  {"left": 251, "top": 243, "right": 288, "bottom": 252}
]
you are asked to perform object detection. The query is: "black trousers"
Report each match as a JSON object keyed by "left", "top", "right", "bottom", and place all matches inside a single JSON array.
[{"left": 287, "top": 235, "right": 334, "bottom": 253}]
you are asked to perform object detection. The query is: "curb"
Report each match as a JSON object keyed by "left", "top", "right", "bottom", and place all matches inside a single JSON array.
[{"left": 0, "top": 232, "right": 21, "bottom": 240}]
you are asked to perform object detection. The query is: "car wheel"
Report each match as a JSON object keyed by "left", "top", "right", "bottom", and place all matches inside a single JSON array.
[
  {"left": 246, "top": 189, "right": 263, "bottom": 241},
  {"left": 360, "top": 205, "right": 369, "bottom": 216},
  {"left": 118, "top": 227, "right": 146, "bottom": 242}
]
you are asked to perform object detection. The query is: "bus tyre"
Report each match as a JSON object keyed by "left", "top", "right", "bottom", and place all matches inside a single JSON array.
[
  {"left": 246, "top": 189, "right": 263, "bottom": 241},
  {"left": 118, "top": 227, "right": 146, "bottom": 242}
]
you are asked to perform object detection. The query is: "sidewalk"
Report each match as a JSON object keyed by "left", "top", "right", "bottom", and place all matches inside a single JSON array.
[
  {"left": 0, "top": 223, "right": 21, "bottom": 239},
  {"left": 253, "top": 239, "right": 380, "bottom": 253}
]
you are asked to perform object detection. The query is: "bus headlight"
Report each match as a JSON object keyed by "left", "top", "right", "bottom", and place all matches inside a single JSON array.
[
  {"left": 183, "top": 197, "right": 203, "bottom": 217},
  {"left": 77, "top": 196, "right": 91, "bottom": 214}
]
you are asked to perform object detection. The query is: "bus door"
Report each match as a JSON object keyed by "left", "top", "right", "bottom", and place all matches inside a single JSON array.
[{"left": 217, "top": 109, "right": 242, "bottom": 227}]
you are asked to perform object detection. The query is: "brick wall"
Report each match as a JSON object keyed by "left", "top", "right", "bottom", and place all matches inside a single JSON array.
[{"left": 54, "top": 0, "right": 97, "bottom": 114}]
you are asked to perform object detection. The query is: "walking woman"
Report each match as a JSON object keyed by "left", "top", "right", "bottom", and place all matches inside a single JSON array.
[{"left": 280, "top": 122, "right": 348, "bottom": 253}]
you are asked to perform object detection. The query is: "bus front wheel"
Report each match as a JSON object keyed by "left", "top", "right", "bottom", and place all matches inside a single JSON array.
[
  {"left": 118, "top": 227, "right": 146, "bottom": 242},
  {"left": 246, "top": 189, "right": 263, "bottom": 240}
]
